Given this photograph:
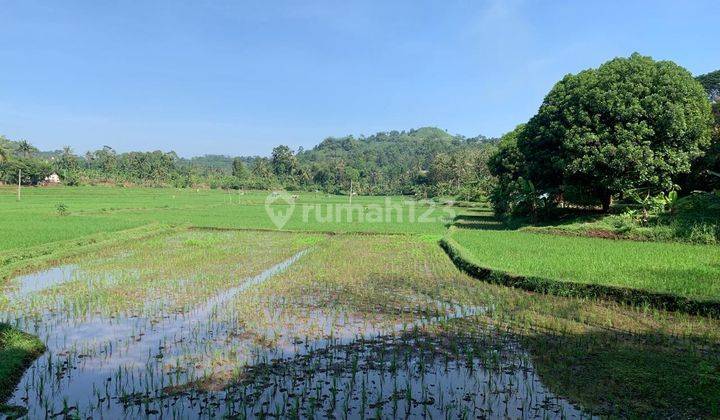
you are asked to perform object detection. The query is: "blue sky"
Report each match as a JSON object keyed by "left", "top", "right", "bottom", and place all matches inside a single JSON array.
[{"left": 1, "top": 0, "right": 718, "bottom": 157}]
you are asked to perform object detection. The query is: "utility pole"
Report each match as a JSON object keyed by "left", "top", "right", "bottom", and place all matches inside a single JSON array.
[
  {"left": 17, "top": 169, "right": 21, "bottom": 201},
  {"left": 349, "top": 180, "right": 353, "bottom": 206}
]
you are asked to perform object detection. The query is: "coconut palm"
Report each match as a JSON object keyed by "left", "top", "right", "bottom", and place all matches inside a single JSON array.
[
  {"left": 0, "top": 143, "right": 8, "bottom": 163},
  {"left": 16, "top": 140, "right": 37, "bottom": 158}
]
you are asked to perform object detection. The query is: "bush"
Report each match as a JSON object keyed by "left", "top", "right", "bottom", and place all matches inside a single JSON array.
[
  {"left": 60, "top": 171, "right": 82, "bottom": 186},
  {"left": 672, "top": 191, "right": 720, "bottom": 221},
  {"left": 686, "top": 222, "right": 719, "bottom": 245},
  {"left": 55, "top": 203, "right": 69, "bottom": 216}
]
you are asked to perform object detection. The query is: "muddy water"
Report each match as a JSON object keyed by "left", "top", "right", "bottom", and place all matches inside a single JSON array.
[{"left": 1, "top": 251, "right": 593, "bottom": 419}]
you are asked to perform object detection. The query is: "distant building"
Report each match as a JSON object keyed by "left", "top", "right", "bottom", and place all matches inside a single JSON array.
[{"left": 42, "top": 173, "right": 61, "bottom": 185}]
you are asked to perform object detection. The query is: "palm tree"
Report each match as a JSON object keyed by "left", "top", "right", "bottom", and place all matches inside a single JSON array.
[{"left": 16, "top": 140, "right": 37, "bottom": 158}]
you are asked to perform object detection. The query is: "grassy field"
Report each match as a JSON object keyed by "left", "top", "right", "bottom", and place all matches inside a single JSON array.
[{"left": 0, "top": 186, "right": 453, "bottom": 252}]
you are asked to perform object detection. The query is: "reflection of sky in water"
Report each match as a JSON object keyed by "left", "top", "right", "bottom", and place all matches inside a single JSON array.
[
  {"left": 0, "top": 250, "right": 592, "bottom": 419},
  {"left": 4, "top": 265, "right": 79, "bottom": 298}
]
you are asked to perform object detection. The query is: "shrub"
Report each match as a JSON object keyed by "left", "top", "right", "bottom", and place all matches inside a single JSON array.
[
  {"left": 55, "top": 203, "right": 69, "bottom": 216},
  {"left": 673, "top": 192, "right": 720, "bottom": 221}
]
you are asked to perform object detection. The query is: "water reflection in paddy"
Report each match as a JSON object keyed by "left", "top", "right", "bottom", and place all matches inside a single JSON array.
[{"left": 1, "top": 248, "right": 593, "bottom": 419}]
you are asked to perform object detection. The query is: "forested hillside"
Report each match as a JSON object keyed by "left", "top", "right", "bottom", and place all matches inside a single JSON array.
[{"left": 295, "top": 127, "right": 495, "bottom": 196}]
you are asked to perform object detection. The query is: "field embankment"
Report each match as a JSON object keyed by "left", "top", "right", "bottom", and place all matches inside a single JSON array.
[{"left": 0, "top": 323, "right": 45, "bottom": 402}]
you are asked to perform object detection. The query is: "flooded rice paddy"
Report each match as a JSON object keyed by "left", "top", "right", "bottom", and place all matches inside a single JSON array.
[{"left": 1, "top": 231, "right": 592, "bottom": 418}]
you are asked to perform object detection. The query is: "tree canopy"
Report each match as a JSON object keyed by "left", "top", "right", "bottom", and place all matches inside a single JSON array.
[
  {"left": 696, "top": 69, "right": 720, "bottom": 101},
  {"left": 498, "top": 53, "right": 714, "bottom": 213}
]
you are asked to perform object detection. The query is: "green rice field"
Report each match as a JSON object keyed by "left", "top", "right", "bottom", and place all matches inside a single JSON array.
[
  {"left": 0, "top": 187, "right": 718, "bottom": 418},
  {"left": 449, "top": 227, "right": 720, "bottom": 302},
  {"left": 0, "top": 186, "right": 453, "bottom": 251}
]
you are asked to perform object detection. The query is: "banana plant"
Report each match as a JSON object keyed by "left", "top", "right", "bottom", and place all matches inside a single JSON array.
[{"left": 661, "top": 190, "right": 679, "bottom": 214}]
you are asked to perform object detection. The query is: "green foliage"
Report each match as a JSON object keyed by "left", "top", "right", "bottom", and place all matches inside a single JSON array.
[
  {"left": 488, "top": 125, "right": 536, "bottom": 215},
  {"left": 489, "top": 54, "right": 714, "bottom": 217},
  {"left": 271, "top": 145, "right": 298, "bottom": 178},
  {"left": 231, "top": 157, "right": 248, "bottom": 180},
  {"left": 55, "top": 146, "right": 79, "bottom": 173},
  {"left": 0, "top": 127, "right": 497, "bottom": 197},
  {"left": 0, "top": 323, "right": 45, "bottom": 401},
  {"left": 524, "top": 191, "right": 720, "bottom": 244},
  {"left": 297, "top": 127, "right": 495, "bottom": 195},
  {"left": 681, "top": 102, "right": 720, "bottom": 192},
  {"left": 696, "top": 69, "right": 720, "bottom": 101},
  {"left": 14, "top": 140, "right": 38, "bottom": 158},
  {"left": 0, "top": 137, "right": 9, "bottom": 164},
  {"left": 520, "top": 53, "right": 712, "bottom": 211},
  {"left": 673, "top": 191, "right": 720, "bottom": 220},
  {"left": 55, "top": 203, "right": 69, "bottom": 216},
  {"left": 0, "top": 158, "right": 52, "bottom": 185}
]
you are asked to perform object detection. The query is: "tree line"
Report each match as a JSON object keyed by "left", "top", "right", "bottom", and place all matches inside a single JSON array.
[{"left": 0, "top": 127, "right": 498, "bottom": 198}]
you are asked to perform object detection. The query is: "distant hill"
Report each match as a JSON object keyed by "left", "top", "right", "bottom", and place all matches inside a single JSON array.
[
  {"left": 299, "top": 127, "right": 491, "bottom": 171},
  {"left": 296, "top": 127, "right": 495, "bottom": 193}
]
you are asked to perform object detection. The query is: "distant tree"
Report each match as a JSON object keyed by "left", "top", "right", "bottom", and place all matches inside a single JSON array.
[
  {"left": 232, "top": 157, "right": 248, "bottom": 179},
  {"left": 1, "top": 158, "right": 51, "bottom": 185},
  {"left": 271, "top": 145, "right": 297, "bottom": 177},
  {"left": 15, "top": 140, "right": 38, "bottom": 158},
  {"left": 519, "top": 53, "right": 713, "bottom": 211},
  {"left": 0, "top": 138, "right": 9, "bottom": 163},
  {"left": 312, "top": 165, "right": 332, "bottom": 188},
  {"left": 86, "top": 146, "right": 117, "bottom": 173},
  {"left": 251, "top": 157, "right": 273, "bottom": 179},
  {"left": 56, "top": 146, "right": 79, "bottom": 173},
  {"left": 427, "top": 153, "right": 452, "bottom": 188}
]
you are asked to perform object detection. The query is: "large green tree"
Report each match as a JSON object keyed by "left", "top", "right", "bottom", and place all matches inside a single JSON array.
[{"left": 519, "top": 53, "right": 713, "bottom": 211}]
